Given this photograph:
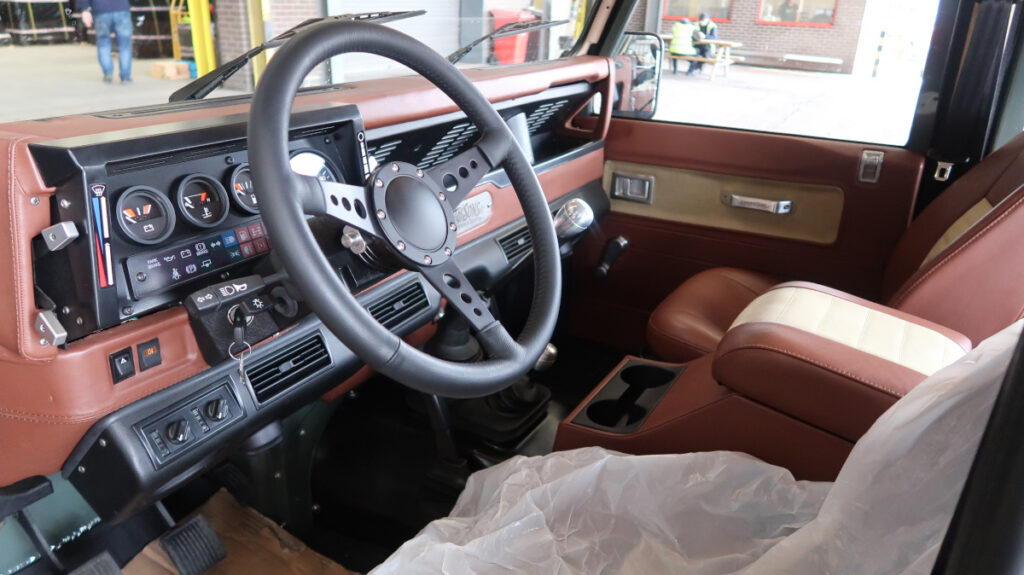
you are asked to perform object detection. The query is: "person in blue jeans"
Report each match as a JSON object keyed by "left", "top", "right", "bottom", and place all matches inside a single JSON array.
[{"left": 79, "top": 0, "right": 133, "bottom": 83}]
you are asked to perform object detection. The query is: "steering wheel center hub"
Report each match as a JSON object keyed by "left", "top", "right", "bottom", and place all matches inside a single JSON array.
[
  {"left": 385, "top": 176, "right": 447, "bottom": 250},
  {"left": 371, "top": 161, "right": 457, "bottom": 265}
]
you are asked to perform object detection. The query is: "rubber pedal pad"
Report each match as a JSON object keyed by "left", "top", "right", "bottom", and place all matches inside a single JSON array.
[{"left": 159, "top": 515, "right": 227, "bottom": 575}]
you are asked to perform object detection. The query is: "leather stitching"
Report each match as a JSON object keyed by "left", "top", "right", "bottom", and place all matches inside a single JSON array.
[
  {"left": 893, "top": 186, "right": 1024, "bottom": 307},
  {"left": 718, "top": 343, "right": 906, "bottom": 397}
]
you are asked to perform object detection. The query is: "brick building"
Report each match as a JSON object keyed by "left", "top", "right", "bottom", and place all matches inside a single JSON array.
[{"left": 629, "top": 0, "right": 869, "bottom": 74}]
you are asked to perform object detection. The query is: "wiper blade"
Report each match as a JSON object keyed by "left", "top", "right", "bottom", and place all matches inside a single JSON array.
[
  {"left": 169, "top": 10, "right": 426, "bottom": 102},
  {"left": 447, "top": 18, "right": 568, "bottom": 64}
]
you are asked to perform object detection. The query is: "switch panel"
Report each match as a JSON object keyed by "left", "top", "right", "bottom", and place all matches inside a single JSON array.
[{"left": 136, "top": 384, "right": 243, "bottom": 467}]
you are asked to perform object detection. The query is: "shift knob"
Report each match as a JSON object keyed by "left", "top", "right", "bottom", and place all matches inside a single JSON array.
[
  {"left": 553, "top": 198, "right": 594, "bottom": 239},
  {"left": 595, "top": 236, "right": 629, "bottom": 278}
]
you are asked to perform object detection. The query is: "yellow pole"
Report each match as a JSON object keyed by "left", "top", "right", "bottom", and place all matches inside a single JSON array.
[
  {"left": 186, "top": 0, "right": 216, "bottom": 75},
  {"left": 245, "top": 0, "right": 266, "bottom": 85}
]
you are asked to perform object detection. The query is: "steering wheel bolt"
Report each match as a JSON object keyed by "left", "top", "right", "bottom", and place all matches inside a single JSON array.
[
  {"left": 423, "top": 255, "right": 432, "bottom": 264},
  {"left": 439, "top": 192, "right": 446, "bottom": 201},
  {"left": 416, "top": 169, "right": 424, "bottom": 177},
  {"left": 449, "top": 222, "right": 457, "bottom": 231},
  {"left": 375, "top": 179, "right": 384, "bottom": 187},
  {"left": 391, "top": 163, "right": 400, "bottom": 172},
  {"left": 377, "top": 209, "right": 386, "bottom": 219},
  {"left": 444, "top": 247, "right": 452, "bottom": 256},
  {"left": 396, "top": 240, "right": 406, "bottom": 251}
]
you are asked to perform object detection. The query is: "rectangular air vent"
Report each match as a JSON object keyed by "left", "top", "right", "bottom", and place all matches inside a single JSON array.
[
  {"left": 525, "top": 99, "right": 569, "bottom": 134},
  {"left": 248, "top": 334, "right": 331, "bottom": 404},
  {"left": 498, "top": 227, "right": 532, "bottom": 261},
  {"left": 419, "top": 122, "right": 478, "bottom": 169},
  {"left": 366, "top": 281, "right": 430, "bottom": 330}
]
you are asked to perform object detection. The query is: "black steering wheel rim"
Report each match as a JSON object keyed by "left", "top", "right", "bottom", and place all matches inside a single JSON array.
[{"left": 248, "top": 20, "right": 561, "bottom": 398}]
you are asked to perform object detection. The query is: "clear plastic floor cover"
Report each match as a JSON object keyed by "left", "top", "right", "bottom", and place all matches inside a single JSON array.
[{"left": 372, "top": 321, "right": 1023, "bottom": 575}]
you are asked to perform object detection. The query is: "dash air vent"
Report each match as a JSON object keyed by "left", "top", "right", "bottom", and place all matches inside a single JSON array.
[
  {"left": 498, "top": 227, "right": 532, "bottom": 261},
  {"left": 367, "top": 281, "right": 430, "bottom": 330},
  {"left": 420, "top": 122, "right": 478, "bottom": 169},
  {"left": 248, "top": 334, "right": 330, "bottom": 404},
  {"left": 366, "top": 139, "right": 403, "bottom": 165},
  {"left": 525, "top": 99, "right": 569, "bottom": 134}
]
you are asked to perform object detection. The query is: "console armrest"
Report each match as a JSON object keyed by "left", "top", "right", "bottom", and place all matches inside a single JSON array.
[{"left": 712, "top": 282, "right": 971, "bottom": 441}]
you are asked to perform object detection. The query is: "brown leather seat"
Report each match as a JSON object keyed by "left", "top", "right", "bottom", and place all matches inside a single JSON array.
[{"left": 648, "top": 132, "right": 1024, "bottom": 362}]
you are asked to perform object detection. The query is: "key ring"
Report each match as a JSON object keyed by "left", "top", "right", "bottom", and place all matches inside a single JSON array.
[{"left": 229, "top": 341, "right": 252, "bottom": 361}]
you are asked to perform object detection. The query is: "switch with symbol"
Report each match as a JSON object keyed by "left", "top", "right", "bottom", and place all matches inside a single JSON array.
[{"left": 109, "top": 347, "right": 135, "bottom": 383}]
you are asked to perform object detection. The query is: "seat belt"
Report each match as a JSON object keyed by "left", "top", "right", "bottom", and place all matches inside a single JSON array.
[{"left": 929, "top": 0, "right": 1021, "bottom": 184}]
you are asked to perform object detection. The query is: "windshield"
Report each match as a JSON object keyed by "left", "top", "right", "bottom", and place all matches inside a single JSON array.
[{"left": 0, "top": 1, "right": 594, "bottom": 122}]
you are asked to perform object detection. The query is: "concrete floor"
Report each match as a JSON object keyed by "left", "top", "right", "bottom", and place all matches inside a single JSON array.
[
  {"left": 0, "top": 43, "right": 241, "bottom": 123},
  {"left": 654, "top": 64, "right": 924, "bottom": 146}
]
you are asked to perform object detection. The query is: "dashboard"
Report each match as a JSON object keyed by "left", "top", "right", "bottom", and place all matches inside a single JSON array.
[{"left": 0, "top": 57, "right": 613, "bottom": 522}]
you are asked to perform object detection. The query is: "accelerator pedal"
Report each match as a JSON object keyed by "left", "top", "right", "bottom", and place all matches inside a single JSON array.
[
  {"left": 159, "top": 515, "right": 226, "bottom": 575},
  {"left": 69, "top": 552, "right": 121, "bottom": 575}
]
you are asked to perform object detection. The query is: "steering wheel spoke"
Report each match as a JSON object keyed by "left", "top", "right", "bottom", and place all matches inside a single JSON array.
[
  {"left": 304, "top": 176, "right": 382, "bottom": 239},
  {"left": 419, "top": 259, "right": 498, "bottom": 333},
  {"left": 425, "top": 133, "right": 508, "bottom": 208}
]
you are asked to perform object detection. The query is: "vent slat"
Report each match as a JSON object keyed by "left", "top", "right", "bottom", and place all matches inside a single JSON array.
[
  {"left": 248, "top": 335, "right": 330, "bottom": 404},
  {"left": 367, "top": 282, "right": 430, "bottom": 330},
  {"left": 498, "top": 227, "right": 533, "bottom": 261}
]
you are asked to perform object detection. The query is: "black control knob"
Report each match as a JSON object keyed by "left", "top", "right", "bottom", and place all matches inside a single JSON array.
[
  {"left": 165, "top": 419, "right": 191, "bottom": 444},
  {"left": 204, "top": 398, "right": 230, "bottom": 422}
]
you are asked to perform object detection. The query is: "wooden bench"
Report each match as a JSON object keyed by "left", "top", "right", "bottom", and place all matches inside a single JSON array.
[{"left": 665, "top": 53, "right": 737, "bottom": 80}]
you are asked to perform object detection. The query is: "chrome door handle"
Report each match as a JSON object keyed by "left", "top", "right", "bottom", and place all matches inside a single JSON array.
[{"left": 721, "top": 193, "right": 793, "bottom": 214}]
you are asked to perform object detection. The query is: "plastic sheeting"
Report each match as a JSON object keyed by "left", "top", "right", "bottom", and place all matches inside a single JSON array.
[{"left": 372, "top": 321, "right": 1023, "bottom": 575}]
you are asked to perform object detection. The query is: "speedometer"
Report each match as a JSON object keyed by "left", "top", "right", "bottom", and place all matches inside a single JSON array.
[
  {"left": 176, "top": 174, "right": 230, "bottom": 228},
  {"left": 290, "top": 150, "right": 339, "bottom": 182},
  {"left": 116, "top": 186, "right": 176, "bottom": 245}
]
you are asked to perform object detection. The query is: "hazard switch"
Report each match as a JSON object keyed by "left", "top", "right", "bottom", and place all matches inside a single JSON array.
[{"left": 109, "top": 347, "right": 135, "bottom": 383}]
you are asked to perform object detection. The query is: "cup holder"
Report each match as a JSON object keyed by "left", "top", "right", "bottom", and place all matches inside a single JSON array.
[
  {"left": 573, "top": 360, "right": 684, "bottom": 433},
  {"left": 587, "top": 400, "right": 647, "bottom": 428},
  {"left": 620, "top": 365, "right": 675, "bottom": 389}
]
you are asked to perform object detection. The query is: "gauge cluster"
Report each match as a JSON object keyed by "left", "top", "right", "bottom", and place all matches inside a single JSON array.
[{"left": 29, "top": 103, "right": 367, "bottom": 342}]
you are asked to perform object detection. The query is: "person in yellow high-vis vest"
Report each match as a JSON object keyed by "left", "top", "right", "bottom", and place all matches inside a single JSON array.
[{"left": 669, "top": 19, "right": 698, "bottom": 75}]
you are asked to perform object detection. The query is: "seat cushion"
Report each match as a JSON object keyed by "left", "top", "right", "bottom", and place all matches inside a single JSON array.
[
  {"left": 714, "top": 282, "right": 971, "bottom": 441},
  {"left": 647, "top": 267, "right": 779, "bottom": 362}
]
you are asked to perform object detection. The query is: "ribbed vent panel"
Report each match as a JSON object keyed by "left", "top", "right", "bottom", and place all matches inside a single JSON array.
[
  {"left": 366, "top": 282, "right": 430, "bottom": 330},
  {"left": 248, "top": 334, "right": 330, "bottom": 404},
  {"left": 498, "top": 227, "right": 532, "bottom": 261}
]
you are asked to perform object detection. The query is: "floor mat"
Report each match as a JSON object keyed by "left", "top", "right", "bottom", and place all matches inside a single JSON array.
[{"left": 124, "top": 490, "right": 358, "bottom": 575}]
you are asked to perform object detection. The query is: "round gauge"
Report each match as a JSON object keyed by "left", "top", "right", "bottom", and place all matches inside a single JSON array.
[
  {"left": 115, "top": 186, "right": 176, "bottom": 245},
  {"left": 176, "top": 174, "right": 230, "bottom": 228},
  {"left": 290, "top": 150, "right": 338, "bottom": 183},
  {"left": 228, "top": 164, "right": 260, "bottom": 214}
]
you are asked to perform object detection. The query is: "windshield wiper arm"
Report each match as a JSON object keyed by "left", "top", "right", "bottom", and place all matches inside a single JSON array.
[
  {"left": 169, "top": 10, "right": 426, "bottom": 102},
  {"left": 447, "top": 18, "right": 568, "bottom": 64}
]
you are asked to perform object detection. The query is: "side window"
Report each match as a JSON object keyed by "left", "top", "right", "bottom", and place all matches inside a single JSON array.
[{"left": 620, "top": 0, "right": 942, "bottom": 146}]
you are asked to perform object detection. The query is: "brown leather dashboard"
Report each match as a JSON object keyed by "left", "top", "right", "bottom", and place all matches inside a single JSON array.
[{"left": 0, "top": 56, "right": 612, "bottom": 486}]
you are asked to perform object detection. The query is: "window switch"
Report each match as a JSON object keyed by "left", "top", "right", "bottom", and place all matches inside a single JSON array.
[
  {"left": 138, "top": 339, "right": 162, "bottom": 371},
  {"left": 109, "top": 348, "right": 135, "bottom": 383}
]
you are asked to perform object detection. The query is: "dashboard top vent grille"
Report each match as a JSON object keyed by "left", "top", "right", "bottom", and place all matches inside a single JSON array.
[
  {"left": 525, "top": 99, "right": 569, "bottom": 134},
  {"left": 248, "top": 334, "right": 331, "bottom": 404},
  {"left": 419, "top": 122, "right": 478, "bottom": 169},
  {"left": 366, "top": 281, "right": 430, "bottom": 330},
  {"left": 498, "top": 227, "right": 532, "bottom": 261},
  {"left": 366, "top": 139, "right": 403, "bottom": 165}
]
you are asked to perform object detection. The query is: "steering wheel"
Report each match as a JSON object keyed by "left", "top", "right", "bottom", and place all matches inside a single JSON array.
[{"left": 248, "top": 20, "right": 561, "bottom": 398}]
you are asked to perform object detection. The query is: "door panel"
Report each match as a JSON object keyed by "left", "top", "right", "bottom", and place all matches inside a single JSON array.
[
  {"left": 604, "top": 160, "right": 845, "bottom": 244},
  {"left": 569, "top": 119, "right": 925, "bottom": 352}
]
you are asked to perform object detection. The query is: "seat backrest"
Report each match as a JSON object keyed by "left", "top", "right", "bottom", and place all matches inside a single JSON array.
[{"left": 882, "top": 132, "right": 1024, "bottom": 343}]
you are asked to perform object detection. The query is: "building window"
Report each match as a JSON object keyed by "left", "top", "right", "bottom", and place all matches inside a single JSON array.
[
  {"left": 663, "top": 0, "right": 733, "bottom": 22},
  {"left": 758, "top": 0, "right": 838, "bottom": 27}
]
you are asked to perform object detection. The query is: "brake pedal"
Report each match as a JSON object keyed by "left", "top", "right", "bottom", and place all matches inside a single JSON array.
[
  {"left": 159, "top": 515, "right": 226, "bottom": 575},
  {"left": 69, "top": 552, "right": 121, "bottom": 575}
]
